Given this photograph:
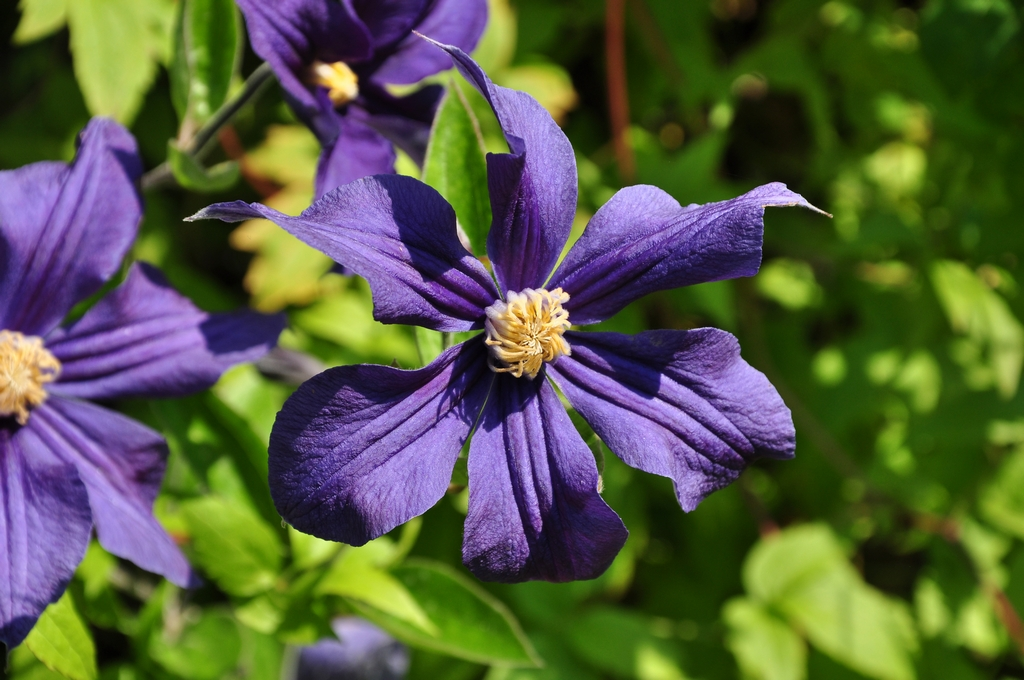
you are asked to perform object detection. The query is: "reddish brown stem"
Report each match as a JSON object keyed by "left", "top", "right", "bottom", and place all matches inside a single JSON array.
[{"left": 605, "top": 0, "right": 635, "bottom": 183}]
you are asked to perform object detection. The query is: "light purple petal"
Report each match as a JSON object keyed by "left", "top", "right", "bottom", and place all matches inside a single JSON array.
[
  {"left": 369, "top": 0, "right": 488, "bottom": 86},
  {"left": 547, "top": 329, "right": 795, "bottom": 512},
  {"left": 549, "top": 183, "right": 826, "bottom": 326},
  {"left": 269, "top": 340, "right": 493, "bottom": 545},
  {"left": 296, "top": 617, "right": 409, "bottom": 680},
  {"left": 0, "top": 423, "right": 91, "bottom": 647},
  {"left": 191, "top": 175, "right": 499, "bottom": 332},
  {"left": 32, "top": 398, "right": 193, "bottom": 587},
  {"left": 45, "top": 263, "right": 284, "bottom": 401},
  {"left": 315, "top": 114, "right": 396, "bottom": 199},
  {"left": 429, "top": 41, "right": 577, "bottom": 293},
  {"left": 463, "top": 375, "right": 627, "bottom": 583},
  {"left": 0, "top": 118, "right": 142, "bottom": 336},
  {"left": 235, "top": 0, "right": 372, "bottom": 115}
]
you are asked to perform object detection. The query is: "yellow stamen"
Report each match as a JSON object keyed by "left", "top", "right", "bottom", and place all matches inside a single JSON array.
[
  {"left": 484, "top": 288, "right": 572, "bottom": 379},
  {"left": 308, "top": 60, "right": 360, "bottom": 107},
  {"left": 0, "top": 331, "right": 61, "bottom": 425}
]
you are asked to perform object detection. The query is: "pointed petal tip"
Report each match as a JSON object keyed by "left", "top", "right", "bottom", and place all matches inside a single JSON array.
[{"left": 759, "top": 182, "right": 831, "bottom": 217}]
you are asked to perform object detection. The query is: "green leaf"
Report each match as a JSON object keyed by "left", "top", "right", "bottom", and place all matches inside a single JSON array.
[
  {"left": 171, "top": 0, "right": 240, "bottom": 126},
  {"left": 149, "top": 609, "right": 242, "bottom": 680},
  {"left": 980, "top": 448, "right": 1024, "bottom": 539},
  {"left": 167, "top": 140, "right": 241, "bottom": 192},
  {"left": 13, "top": 0, "right": 67, "bottom": 44},
  {"left": 423, "top": 80, "right": 492, "bottom": 256},
  {"left": 743, "top": 525, "right": 918, "bottom": 680},
  {"left": 25, "top": 592, "right": 97, "bottom": 680},
  {"left": 66, "top": 0, "right": 173, "bottom": 123},
  {"left": 350, "top": 558, "right": 540, "bottom": 667},
  {"left": 723, "top": 598, "right": 807, "bottom": 680},
  {"left": 180, "top": 496, "right": 284, "bottom": 597},
  {"left": 564, "top": 607, "right": 690, "bottom": 679},
  {"left": 318, "top": 550, "right": 438, "bottom": 636}
]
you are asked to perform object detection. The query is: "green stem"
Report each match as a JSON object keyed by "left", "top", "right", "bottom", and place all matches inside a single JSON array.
[{"left": 141, "top": 62, "right": 275, "bottom": 191}]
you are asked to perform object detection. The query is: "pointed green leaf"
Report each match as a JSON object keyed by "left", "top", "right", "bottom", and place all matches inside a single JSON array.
[
  {"left": 13, "top": 0, "right": 67, "bottom": 44},
  {"left": 25, "top": 592, "right": 97, "bottom": 680},
  {"left": 723, "top": 598, "right": 806, "bottom": 680},
  {"left": 171, "top": 0, "right": 241, "bottom": 126},
  {"left": 349, "top": 558, "right": 540, "bottom": 667},
  {"left": 423, "top": 80, "right": 492, "bottom": 256},
  {"left": 167, "top": 140, "right": 241, "bottom": 192}
]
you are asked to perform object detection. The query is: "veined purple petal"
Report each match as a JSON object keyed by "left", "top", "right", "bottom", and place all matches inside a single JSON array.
[
  {"left": 0, "top": 118, "right": 142, "bottom": 336},
  {"left": 46, "top": 263, "right": 284, "bottom": 401},
  {"left": 369, "top": 0, "right": 488, "bottom": 86},
  {"left": 429, "top": 41, "right": 577, "bottom": 293},
  {"left": 235, "top": 0, "right": 372, "bottom": 116},
  {"left": 270, "top": 340, "right": 493, "bottom": 545},
  {"left": 191, "top": 175, "right": 499, "bottom": 332},
  {"left": 0, "top": 423, "right": 91, "bottom": 647},
  {"left": 549, "top": 183, "right": 826, "bottom": 326},
  {"left": 315, "top": 114, "right": 396, "bottom": 199},
  {"left": 463, "top": 375, "right": 627, "bottom": 583},
  {"left": 32, "top": 398, "right": 194, "bottom": 587},
  {"left": 547, "top": 330, "right": 795, "bottom": 512}
]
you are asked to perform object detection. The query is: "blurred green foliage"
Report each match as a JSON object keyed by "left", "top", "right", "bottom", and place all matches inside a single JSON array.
[{"left": 4, "top": 0, "right": 1024, "bottom": 678}]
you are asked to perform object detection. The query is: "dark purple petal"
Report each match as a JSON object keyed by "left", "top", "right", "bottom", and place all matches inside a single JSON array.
[
  {"left": 368, "top": 1, "right": 488, "bottom": 86},
  {"left": 296, "top": 617, "right": 409, "bottom": 680},
  {"left": 549, "top": 183, "right": 826, "bottom": 326},
  {"left": 0, "top": 118, "right": 142, "bottom": 336},
  {"left": 358, "top": 83, "right": 444, "bottom": 167},
  {"left": 45, "top": 263, "right": 284, "bottom": 401},
  {"left": 235, "top": 0, "right": 372, "bottom": 115},
  {"left": 0, "top": 423, "right": 91, "bottom": 647},
  {"left": 463, "top": 375, "right": 627, "bottom": 583},
  {"left": 315, "top": 114, "right": 396, "bottom": 199},
  {"left": 191, "top": 175, "right": 499, "bottom": 332},
  {"left": 31, "top": 398, "right": 194, "bottom": 587},
  {"left": 270, "top": 340, "right": 493, "bottom": 545},
  {"left": 352, "top": 0, "right": 426, "bottom": 52},
  {"left": 429, "top": 42, "right": 577, "bottom": 292},
  {"left": 547, "top": 329, "right": 795, "bottom": 512}
]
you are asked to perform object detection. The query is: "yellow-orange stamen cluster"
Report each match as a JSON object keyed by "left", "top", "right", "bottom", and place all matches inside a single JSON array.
[
  {"left": 484, "top": 288, "right": 572, "bottom": 379},
  {"left": 309, "top": 60, "right": 360, "bottom": 107},
  {"left": 0, "top": 330, "right": 61, "bottom": 425}
]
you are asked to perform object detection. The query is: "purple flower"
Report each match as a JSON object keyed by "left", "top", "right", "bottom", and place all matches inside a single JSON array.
[
  {"left": 0, "top": 118, "right": 285, "bottom": 646},
  {"left": 236, "top": 0, "right": 488, "bottom": 198},
  {"left": 295, "top": 617, "right": 409, "bottom": 680},
  {"left": 192, "top": 45, "right": 825, "bottom": 583}
]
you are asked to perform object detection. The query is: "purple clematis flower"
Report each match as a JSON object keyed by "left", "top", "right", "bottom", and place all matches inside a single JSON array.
[
  {"left": 0, "top": 118, "right": 285, "bottom": 647},
  {"left": 295, "top": 617, "right": 409, "bottom": 680},
  {"left": 192, "top": 44, "right": 826, "bottom": 583},
  {"left": 235, "top": 0, "right": 487, "bottom": 198}
]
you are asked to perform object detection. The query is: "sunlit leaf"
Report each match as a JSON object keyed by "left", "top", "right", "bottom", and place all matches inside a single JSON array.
[{"left": 25, "top": 593, "right": 97, "bottom": 680}]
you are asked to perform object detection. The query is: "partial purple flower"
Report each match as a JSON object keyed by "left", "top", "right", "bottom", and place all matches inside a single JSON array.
[
  {"left": 294, "top": 617, "right": 409, "bottom": 680},
  {"left": 236, "top": 0, "right": 488, "bottom": 198},
  {"left": 0, "top": 118, "right": 285, "bottom": 647},
  {"left": 191, "top": 45, "right": 826, "bottom": 583}
]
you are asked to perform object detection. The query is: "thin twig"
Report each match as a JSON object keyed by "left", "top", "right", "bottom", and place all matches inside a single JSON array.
[
  {"left": 141, "top": 62, "right": 275, "bottom": 191},
  {"left": 605, "top": 0, "right": 636, "bottom": 183}
]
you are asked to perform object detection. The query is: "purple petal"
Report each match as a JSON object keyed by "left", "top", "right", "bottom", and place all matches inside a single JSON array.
[
  {"left": 235, "top": 0, "right": 372, "bottom": 115},
  {"left": 0, "top": 118, "right": 142, "bottom": 336},
  {"left": 32, "top": 398, "right": 193, "bottom": 587},
  {"left": 429, "top": 41, "right": 577, "bottom": 293},
  {"left": 549, "top": 183, "right": 826, "bottom": 326},
  {"left": 315, "top": 114, "right": 396, "bottom": 199},
  {"left": 191, "top": 175, "right": 499, "bottom": 332},
  {"left": 358, "top": 83, "right": 444, "bottom": 167},
  {"left": 351, "top": 0, "right": 426, "bottom": 52},
  {"left": 463, "top": 375, "right": 627, "bottom": 583},
  {"left": 269, "top": 340, "right": 493, "bottom": 545},
  {"left": 547, "top": 329, "right": 795, "bottom": 512},
  {"left": 45, "top": 263, "right": 284, "bottom": 401},
  {"left": 0, "top": 423, "right": 91, "bottom": 647},
  {"left": 369, "top": 1, "right": 488, "bottom": 86},
  {"left": 296, "top": 617, "right": 409, "bottom": 680}
]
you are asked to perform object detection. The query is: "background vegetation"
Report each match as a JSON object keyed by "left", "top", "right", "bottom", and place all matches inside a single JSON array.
[{"left": 3, "top": 0, "right": 1024, "bottom": 678}]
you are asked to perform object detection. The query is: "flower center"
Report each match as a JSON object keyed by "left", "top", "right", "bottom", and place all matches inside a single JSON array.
[
  {"left": 309, "top": 60, "right": 360, "bottom": 107},
  {"left": 0, "top": 330, "right": 61, "bottom": 425},
  {"left": 484, "top": 288, "right": 572, "bottom": 380}
]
